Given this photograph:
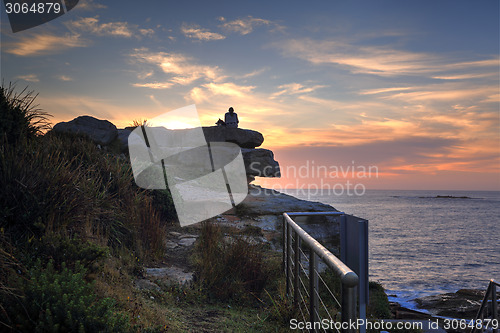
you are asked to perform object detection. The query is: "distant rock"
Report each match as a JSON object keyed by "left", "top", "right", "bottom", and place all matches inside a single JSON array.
[
  {"left": 435, "top": 195, "right": 472, "bottom": 199},
  {"left": 242, "top": 148, "right": 280, "bottom": 177},
  {"left": 203, "top": 126, "right": 264, "bottom": 148},
  {"left": 52, "top": 115, "right": 117, "bottom": 145}
]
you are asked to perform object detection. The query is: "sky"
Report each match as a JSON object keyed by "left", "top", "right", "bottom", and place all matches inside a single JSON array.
[{"left": 1, "top": 0, "right": 499, "bottom": 191}]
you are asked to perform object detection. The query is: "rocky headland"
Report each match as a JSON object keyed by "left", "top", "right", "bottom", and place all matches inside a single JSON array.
[
  {"left": 51, "top": 116, "right": 341, "bottom": 280},
  {"left": 52, "top": 115, "right": 489, "bottom": 321},
  {"left": 53, "top": 115, "right": 280, "bottom": 180}
]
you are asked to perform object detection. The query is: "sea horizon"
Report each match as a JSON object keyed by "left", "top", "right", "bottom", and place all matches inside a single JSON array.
[{"left": 279, "top": 188, "right": 500, "bottom": 312}]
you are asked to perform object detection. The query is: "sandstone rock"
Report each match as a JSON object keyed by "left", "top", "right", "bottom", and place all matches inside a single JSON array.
[
  {"left": 242, "top": 148, "right": 280, "bottom": 177},
  {"left": 230, "top": 185, "right": 346, "bottom": 247},
  {"left": 253, "top": 215, "right": 282, "bottom": 232},
  {"left": 52, "top": 115, "right": 117, "bottom": 145},
  {"left": 178, "top": 238, "right": 196, "bottom": 247},
  {"left": 414, "top": 289, "right": 492, "bottom": 318},
  {"left": 165, "top": 241, "right": 178, "bottom": 249},
  {"left": 145, "top": 266, "right": 194, "bottom": 286},
  {"left": 179, "top": 234, "right": 198, "bottom": 239},
  {"left": 131, "top": 126, "right": 264, "bottom": 149},
  {"left": 126, "top": 125, "right": 279, "bottom": 179},
  {"left": 134, "top": 278, "right": 161, "bottom": 291},
  {"left": 203, "top": 126, "right": 264, "bottom": 148},
  {"left": 240, "top": 185, "right": 337, "bottom": 215},
  {"left": 117, "top": 128, "right": 132, "bottom": 148}
]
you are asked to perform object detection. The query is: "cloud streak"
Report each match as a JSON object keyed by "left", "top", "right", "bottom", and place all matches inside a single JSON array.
[
  {"left": 130, "top": 48, "right": 223, "bottom": 87},
  {"left": 16, "top": 74, "right": 39, "bottom": 82},
  {"left": 181, "top": 23, "right": 225, "bottom": 41},
  {"left": 5, "top": 33, "right": 87, "bottom": 56},
  {"left": 219, "top": 15, "right": 284, "bottom": 35},
  {"left": 272, "top": 82, "right": 327, "bottom": 98},
  {"left": 274, "top": 38, "right": 499, "bottom": 78},
  {"left": 66, "top": 16, "right": 153, "bottom": 38}
]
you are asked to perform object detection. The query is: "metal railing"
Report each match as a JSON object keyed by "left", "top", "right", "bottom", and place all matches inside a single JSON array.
[
  {"left": 471, "top": 279, "right": 499, "bottom": 333},
  {"left": 283, "top": 212, "right": 359, "bottom": 333}
]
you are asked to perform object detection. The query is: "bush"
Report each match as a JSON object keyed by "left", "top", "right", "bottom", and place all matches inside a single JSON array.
[
  {"left": 0, "top": 235, "right": 24, "bottom": 330},
  {"left": 0, "top": 133, "right": 166, "bottom": 259},
  {"left": 368, "top": 281, "right": 392, "bottom": 319},
  {"left": 193, "top": 222, "right": 268, "bottom": 302},
  {"left": 4, "top": 260, "right": 129, "bottom": 332},
  {"left": 26, "top": 235, "right": 108, "bottom": 273}
]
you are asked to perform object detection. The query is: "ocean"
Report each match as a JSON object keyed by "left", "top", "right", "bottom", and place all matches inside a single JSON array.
[{"left": 281, "top": 189, "right": 500, "bottom": 310}]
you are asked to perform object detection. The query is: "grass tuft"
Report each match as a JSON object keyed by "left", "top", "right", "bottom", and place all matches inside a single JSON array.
[
  {"left": 193, "top": 221, "right": 269, "bottom": 302},
  {"left": 0, "top": 82, "right": 51, "bottom": 145}
]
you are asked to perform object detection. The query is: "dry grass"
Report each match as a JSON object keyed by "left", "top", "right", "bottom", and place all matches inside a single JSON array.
[
  {"left": 0, "top": 132, "right": 166, "bottom": 259},
  {"left": 0, "top": 82, "right": 51, "bottom": 144},
  {"left": 0, "top": 83, "right": 173, "bottom": 331},
  {"left": 193, "top": 221, "right": 269, "bottom": 303}
]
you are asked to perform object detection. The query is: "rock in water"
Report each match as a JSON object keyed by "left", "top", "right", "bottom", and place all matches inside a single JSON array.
[
  {"left": 52, "top": 115, "right": 118, "bottom": 145},
  {"left": 414, "top": 289, "right": 488, "bottom": 318}
]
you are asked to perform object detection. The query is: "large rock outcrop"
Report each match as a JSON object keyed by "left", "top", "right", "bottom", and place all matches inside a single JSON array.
[
  {"left": 52, "top": 115, "right": 117, "bottom": 145},
  {"left": 52, "top": 115, "right": 279, "bottom": 181},
  {"left": 117, "top": 128, "right": 132, "bottom": 147},
  {"left": 241, "top": 148, "right": 280, "bottom": 177},
  {"left": 127, "top": 125, "right": 280, "bottom": 180},
  {"left": 202, "top": 126, "right": 264, "bottom": 149}
]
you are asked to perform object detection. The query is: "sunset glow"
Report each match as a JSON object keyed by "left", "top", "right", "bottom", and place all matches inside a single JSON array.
[{"left": 1, "top": 0, "right": 498, "bottom": 190}]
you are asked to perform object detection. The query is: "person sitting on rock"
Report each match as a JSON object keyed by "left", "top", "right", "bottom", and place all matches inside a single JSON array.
[{"left": 224, "top": 107, "right": 239, "bottom": 128}]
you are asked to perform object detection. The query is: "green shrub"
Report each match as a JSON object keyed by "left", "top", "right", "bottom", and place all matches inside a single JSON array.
[
  {"left": 367, "top": 281, "right": 392, "bottom": 319},
  {"left": 7, "top": 260, "right": 129, "bottom": 332},
  {"left": 316, "top": 269, "right": 342, "bottom": 320},
  {"left": 0, "top": 235, "right": 24, "bottom": 330},
  {"left": 27, "top": 235, "right": 108, "bottom": 272}
]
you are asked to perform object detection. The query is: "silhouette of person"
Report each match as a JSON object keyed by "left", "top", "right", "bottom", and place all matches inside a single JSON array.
[{"left": 224, "top": 107, "right": 239, "bottom": 128}]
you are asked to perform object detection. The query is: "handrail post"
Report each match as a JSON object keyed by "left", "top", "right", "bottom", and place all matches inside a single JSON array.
[
  {"left": 492, "top": 282, "right": 497, "bottom": 333},
  {"left": 294, "top": 233, "right": 299, "bottom": 307},
  {"left": 283, "top": 217, "right": 286, "bottom": 273},
  {"left": 287, "top": 223, "right": 293, "bottom": 296},
  {"left": 342, "top": 285, "right": 357, "bottom": 333},
  {"left": 283, "top": 212, "right": 362, "bottom": 331},
  {"left": 309, "top": 250, "right": 318, "bottom": 333}
]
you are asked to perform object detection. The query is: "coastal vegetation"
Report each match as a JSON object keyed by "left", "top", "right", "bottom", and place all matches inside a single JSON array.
[{"left": 1, "top": 84, "right": 397, "bottom": 331}]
